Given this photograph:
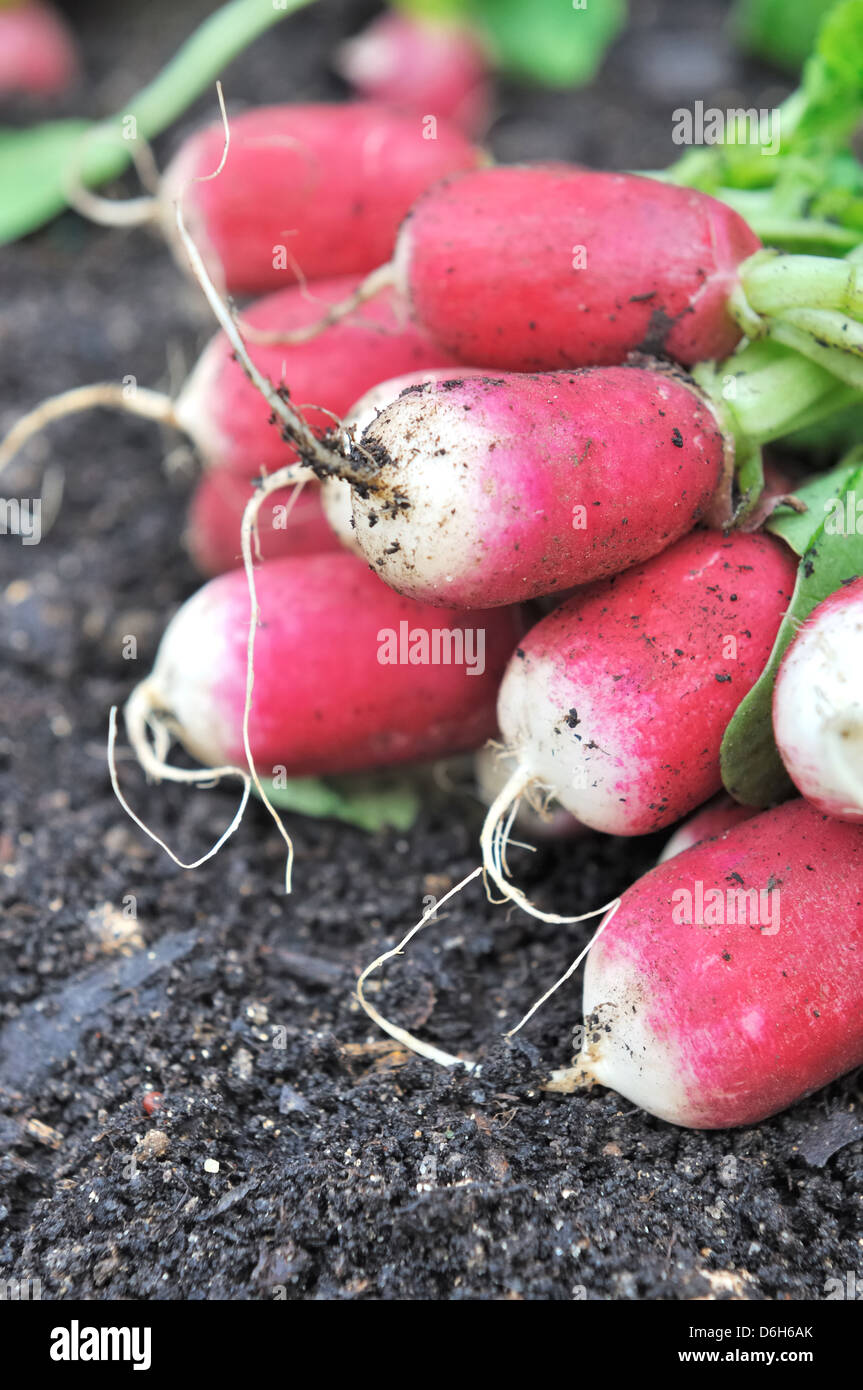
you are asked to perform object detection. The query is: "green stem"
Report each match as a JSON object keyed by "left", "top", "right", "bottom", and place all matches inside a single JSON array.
[
  {"left": 76, "top": 0, "right": 315, "bottom": 187},
  {"left": 739, "top": 249, "right": 863, "bottom": 319},
  {"left": 767, "top": 311, "right": 863, "bottom": 391},
  {"left": 694, "top": 341, "right": 861, "bottom": 446}
]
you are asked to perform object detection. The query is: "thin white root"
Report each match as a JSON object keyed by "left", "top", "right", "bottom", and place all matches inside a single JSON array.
[
  {"left": 479, "top": 764, "right": 617, "bottom": 925},
  {"left": 239, "top": 465, "right": 309, "bottom": 893},
  {"left": 172, "top": 83, "right": 355, "bottom": 485},
  {"left": 505, "top": 898, "right": 620, "bottom": 1039},
  {"left": 356, "top": 866, "right": 484, "bottom": 1071},
  {"left": 110, "top": 700, "right": 251, "bottom": 870},
  {"left": 236, "top": 261, "right": 397, "bottom": 345},
  {"left": 0, "top": 385, "right": 178, "bottom": 476},
  {"left": 63, "top": 123, "right": 161, "bottom": 226}
]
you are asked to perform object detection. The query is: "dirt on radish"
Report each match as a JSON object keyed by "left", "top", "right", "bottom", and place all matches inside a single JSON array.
[{"left": 0, "top": 0, "right": 861, "bottom": 1305}]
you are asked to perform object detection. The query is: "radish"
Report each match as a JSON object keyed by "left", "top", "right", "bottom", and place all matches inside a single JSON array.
[
  {"left": 556, "top": 798, "right": 863, "bottom": 1128},
  {"left": 123, "top": 551, "right": 524, "bottom": 782},
  {"left": 346, "top": 368, "right": 728, "bottom": 607},
  {"left": 335, "top": 11, "right": 491, "bottom": 135},
  {"left": 155, "top": 102, "right": 482, "bottom": 294},
  {"left": 0, "top": 276, "right": 458, "bottom": 482},
  {"left": 227, "top": 334, "right": 857, "bottom": 612},
  {"left": 301, "top": 166, "right": 863, "bottom": 370},
  {"left": 185, "top": 471, "right": 341, "bottom": 577},
  {"left": 773, "top": 576, "right": 863, "bottom": 821},
  {"left": 0, "top": 1, "right": 78, "bottom": 97},
  {"left": 478, "top": 531, "right": 798, "bottom": 907},
  {"left": 658, "top": 793, "right": 759, "bottom": 862}
]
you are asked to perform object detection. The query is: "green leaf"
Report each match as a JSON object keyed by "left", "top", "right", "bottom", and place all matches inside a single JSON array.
[
  {"left": 766, "top": 454, "right": 863, "bottom": 552},
  {"left": 661, "top": 1, "right": 863, "bottom": 252},
  {"left": 720, "top": 460, "right": 863, "bottom": 805},
  {"left": 788, "top": 0, "right": 863, "bottom": 153},
  {"left": 0, "top": 120, "right": 91, "bottom": 244},
  {"left": 0, "top": 0, "right": 314, "bottom": 246},
  {"left": 255, "top": 772, "right": 421, "bottom": 833},
  {"left": 469, "top": 0, "right": 626, "bottom": 87},
  {"left": 731, "top": 0, "right": 839, "bottom": 73}
]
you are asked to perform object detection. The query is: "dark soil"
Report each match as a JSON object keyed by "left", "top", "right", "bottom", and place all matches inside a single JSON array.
[{"left": 0, "top": 0, "right": 860, "bottom": 1302}]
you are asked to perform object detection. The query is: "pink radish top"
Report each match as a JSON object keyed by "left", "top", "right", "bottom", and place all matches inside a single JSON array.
[
  {"left": 0, "top": 1, "right": 78, "bottom": 96},
  {"left": 396, "top": 167, "right": 761, "bottom": 369},
  {"left": 161, "top": 103, "right": 482, "bottom": 295},
  {"left": 497, "top": 530, "right": 798, "bottom": 834},
  {"left": 185, "top": 472, "right": 341, "bottom": 578},
  {"left": 336, "top": 11, "right": 490, "bottom": 135}
]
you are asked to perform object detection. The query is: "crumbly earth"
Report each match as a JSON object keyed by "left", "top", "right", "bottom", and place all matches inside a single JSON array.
[{"left": 0, "top": 0, "right": 860, "bottom": 1302}]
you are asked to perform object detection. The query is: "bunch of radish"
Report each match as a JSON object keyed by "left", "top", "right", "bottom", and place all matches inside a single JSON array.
[{"left": 11, "top": 75, "right": 863, "bottom": 1131}]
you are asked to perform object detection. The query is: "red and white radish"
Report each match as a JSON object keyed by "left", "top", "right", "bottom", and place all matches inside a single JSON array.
[
  {"left": 0, "top": 277, "right": 458, "bottom": 482},
  {"left": 562, "top": 798, "right": 863, "bottom": 1128},
  {"left": 124, "top": 551, "right": 523, "bottom": 780},
  {"left": 335, "top": 10, "right": 491, "bottom": 135},
  {"left": 299, "top": 166, "right": 863, "bottom": 372},
  {"left": 0, "top": 0, "right": 78, "bottom": 97},
  {"left": 158, "top": 102, "right": 482, "bottom": 294},
  {"left": 185, "top": 470, "right": 341, "bottom": 577},
  {"left": 480, "top": 531, "right": 797, "bottom": 892},
  {"left": 773, "top": 576, "right": 863, "bottom": 822},
  {"left": 658, "top": 793, "right": 759, "bottom": 862},
  {"left": 346, "top": 368, "right": 727, "bottom": 607}
]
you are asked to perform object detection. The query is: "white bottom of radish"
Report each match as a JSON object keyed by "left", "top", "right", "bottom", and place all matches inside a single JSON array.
[
  {"left": 352, "top": 391, "right": 500, "bottom": 598},
  {"left": 497, "top": 651, "right": 649, "bottom": 836},
  {"left": 580, "top": 949, "right": 694, "bottom": 1127},
  {"left": 774, "top": 596, "right": 863, "bottom": 821},
  {"left": 143, "top": 581, "right": 238, "bottom": 768}
]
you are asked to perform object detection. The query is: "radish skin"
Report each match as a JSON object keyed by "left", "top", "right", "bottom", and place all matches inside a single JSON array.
[
  {"left": 490, "top": 531, "right": 797, "bottom": 838},
  {"left": 127, "top": 552, "right": 523, "bottom": 777},
  {"left": 160, "top": 103, "right": 482, "bottom": 294},
  {"left": 350, "top": 369, "right": 727, "bottom": 608},
  {"left": 175, "top": 277, "right": 460, "bottom": 478},
  {"left": 658, "top": 793, "right": 759, "bottom": 862},
  {"left": 335, "top": 11, "right": 491, "bottom": 135},
  {"left": 572, "top": 799, "right": 863, "bottom": 1128},
  {"left": 0, "top": 0, "right": 78, "bottom": 96},
  {"left": 387, "top": 167, "right": 762, "bottom": 369},
  {"left": 773, "top": 576, "right": 863, "bottom": 821},
  {"left": 186, "top": 471, "right": 341, "bottom": 577}
]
